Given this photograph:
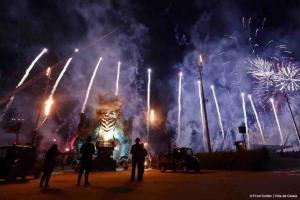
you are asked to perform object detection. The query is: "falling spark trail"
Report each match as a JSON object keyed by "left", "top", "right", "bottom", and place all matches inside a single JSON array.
[
  {"left": 45, "top": 57, "right": 73, "bottom": 117},
  {"left": 248, "top": 17, "right": 252, "bottom": 30},
  {"left": 261, "top": 17, "right": 267, "bottom": 30},
  {"left": 115, "top": 61, "right": 121, "bottom": 96},
  {"left": 242, "top": 17, "right": 245, "bottom": 29},
  {"left": 255, "top": 29, "right": 259, "bottom": 38},
  {"left": 177, "top": 72, "right": 183, "bottom": 145},
  {"left": 211, "top": 85, "right": 225, "bottom": 140},
  {"left": 18, "top": 49, "right": 48, "bottom": 87},
  {"left": 50, "top": 58, "right": 72, "bottom": 97},
  {"left": 197, "top": 81, "right": 206, "bottom": 147},
  {"left": 0, "top": 48, "right": 47, "bottom": 120},
  {"left": 248, "top": 95, "right": 265, "bottom": 145},
  {"left": 270, "top": 98, "right": 284, "bottom": 146},
  {"left": 146, "top": 69, "right": 152, "bottom": 142},
  {"left": 241, "top": 93, "right": 250, "bottom": 149},
  {"left": 81, "top": 57, "right": 102, "bottom": 114}
]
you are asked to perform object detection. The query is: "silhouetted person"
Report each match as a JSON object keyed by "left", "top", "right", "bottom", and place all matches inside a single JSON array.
[
  {"left": 139, "top": 143, "right": 148, "bottom": 181},
  {"left": 130, "top": 138, "right": 143, "bottom": 182},
  {"left": 40, "top": 144, "right": 60, "bottom": 188},
  {"left": 77, "top": 136, "right": 95, "bottom": 186}
]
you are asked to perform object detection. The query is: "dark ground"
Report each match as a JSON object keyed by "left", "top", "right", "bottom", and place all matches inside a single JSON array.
[{"left": 0, "top": 169, "right": 299, "bottom": 200}]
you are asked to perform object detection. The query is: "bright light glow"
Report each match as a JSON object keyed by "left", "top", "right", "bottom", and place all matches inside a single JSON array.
[
  {"left": 248, "top": 94, "right": 265, "bottom": 145},
  {"left": 197, "top": 80, "right": 206, "bottom": 147},
  {"left": 146, "top": 69, "right": 152, "bottom": 142},
  {"left": 150, "top": 109, "right": 155, "bottom": 123},
  {"left": 115, "top": 61, "right": 121, "bottom": 96},
  {"left": 44, "top": 96, "right": 54, "bottom": 116},
  {"left": 241, "top": 92, "right": 250, "bottom": 149},
  {"left": 65, "top": 147, "right": 70, "bottom": 152},
  {"left": 52, "top": 138, "right": 57, "bottom": 142},
  {"left": 199, "top": 54, "right": 203, "bottom": 64},
  {"left": 270, "top": 98, "right": 284, "bottom": 146},
  {"left": 211, "top": 85, "right": 225, "bottom": 140},
  {"left": 177, "top": 71, "right": 183, "bottom": 144},
  {"left": 74, "top": 48, "right": 79, "bottom": 52},
  {"left": 81, "top": 57, "right": 102, "bottom": 113},
  {"left": 46, "top": 67, "right": 51, "bottom": 77}
]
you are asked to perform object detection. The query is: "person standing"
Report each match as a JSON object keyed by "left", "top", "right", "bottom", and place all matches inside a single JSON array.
[
  {"left": 130, "top": 138, "right": 143, "bottom": 182},
  {"left": 40, "top": 144, "right": 61, "bottom": 188},
  {"left": 77, "top": 136, "right": 95, "bottom": 186}
]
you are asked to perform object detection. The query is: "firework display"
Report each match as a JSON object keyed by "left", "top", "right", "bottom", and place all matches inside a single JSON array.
[
  {"left": 115, "top": 61, "right": 121, "bottom": 96},
  {"left": 146, "top": 68, "right": 152, "bottom": 142},
  {"left": 44, "top": 58, "right": 73, "bottom": 117},
  {"left": 275, "top": 63, "right": 300, "bottom": 92},
  {"left": 248, "top": 94, "right": 265, "bottom": 145},
  {"left": 0, "top": 14, "right": 299, "bottom": 160},
  {"left": 210, "top": 85, "right": 225, "bottom": 141},
  {"left": 177, "top": 71, "right": 183, "bottom": 145},
  {"left": 249, "top": 57, "right": 300, "bottom": 96},
  {"left": 270, "top": 98, "right": 284, "bottom": 146},
  {"left": 0, "top": 48, "right": 47, "bottom": 121},
  {"left": 81, "top": 57, "right": 103, "bottom": 114}
]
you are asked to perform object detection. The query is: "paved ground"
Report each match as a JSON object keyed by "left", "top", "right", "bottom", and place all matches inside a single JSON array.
[{"left": 0, "top": 169, "right": 300, "bottom": 200}]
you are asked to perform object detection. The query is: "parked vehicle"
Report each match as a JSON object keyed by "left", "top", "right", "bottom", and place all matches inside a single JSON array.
[
  {"left": 0, "top": 145, "right": 42, "bottom": 181},
  {"left": 158, "top": 147, "right": 200, "bottom": 173}
]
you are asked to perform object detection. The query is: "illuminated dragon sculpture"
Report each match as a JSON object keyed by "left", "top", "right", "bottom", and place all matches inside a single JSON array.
[{"left": 74, "top": 97, "right": 130, "bottom": 163}]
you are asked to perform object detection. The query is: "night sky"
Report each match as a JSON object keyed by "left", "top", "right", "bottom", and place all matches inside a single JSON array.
[{"left": 0, "top": 0, "right": 300, "bottom": 151}]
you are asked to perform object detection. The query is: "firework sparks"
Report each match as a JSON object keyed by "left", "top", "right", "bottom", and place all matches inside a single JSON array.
[
  {"left": 115, "top": 61, "right": 121, "bottom": 96},
  {"left": 45, "top": 57, "right": 73, "bottom": 116},
  {"left": 211, "top": 85, "right": 225, "bottom": 141},
  {"left": 249, "top": 57, "right": 300, "bottom": 104},
  {"left": 0, "top": 48, "right": 48, "bottom": 120},
  {"left": 44, "top": 96, "right": 54, "bottom": 116},
  {"left": 274, "top": 62, "right": 300, "bottom": 92},
  {"left": 248, "top": 57, "right": 276, "bottom": 88},
  {"left": 146, "top": 68, "right": 152, "bottom": 142},
  {"left": 241, "top": 92, "right": 250, "bottom": 149},
  {"left": 81, "top": 57, "right": 103, "bottom": 114},
  {"left": 270, "top": 98, "right": 284, "bottom": 146},
  {"left": 248, "top": 94, "right": 265, "bottom": 145},
  {"left": 177, "top": 71, "right": 183, "bottom": 145}
]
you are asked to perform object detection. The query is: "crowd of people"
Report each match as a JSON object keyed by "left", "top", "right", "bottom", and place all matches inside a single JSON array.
[{"left": 39, "top": 137, "right": 147, "bottom": 188}]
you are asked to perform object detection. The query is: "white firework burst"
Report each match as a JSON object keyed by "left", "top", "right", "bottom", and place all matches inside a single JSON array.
[
  {"left": 274, "top": 62, "right": 300, "bottom": 92},
  {"left": 248, "top": 57, "right": 276, "bottom": 89}
]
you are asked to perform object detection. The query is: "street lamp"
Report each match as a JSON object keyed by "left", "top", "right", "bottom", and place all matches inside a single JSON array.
[{"left": 197, "top": 54, "right": 212, "bottom": 153}]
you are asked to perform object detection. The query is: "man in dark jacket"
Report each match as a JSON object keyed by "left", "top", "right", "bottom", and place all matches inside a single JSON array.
[
  {"left": 77, "top": 136, "right": 95, "bottom": 186},
  {"left": 130, "top": 138, "right": 145, "bottom": 182},
  {"left": 40, "top": 144, "right": 61, "bottom": 188}
]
